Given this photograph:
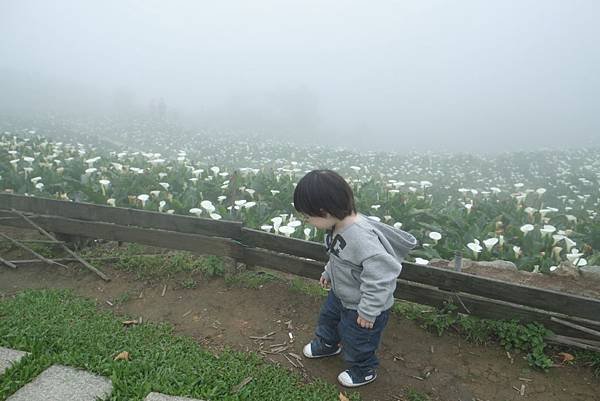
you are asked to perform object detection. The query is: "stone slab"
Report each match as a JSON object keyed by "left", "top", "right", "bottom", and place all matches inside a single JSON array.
[
  {"left": 0, "top": 347, "right": 29, "bottom": 375},
  {"left": 7, "top": 364, "right": 112, "bottom": 401},
  {"left": 145, "top": 392, "right": 206, "bottom": 401}
]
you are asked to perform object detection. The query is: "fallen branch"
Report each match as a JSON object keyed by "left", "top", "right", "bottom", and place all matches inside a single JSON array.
[
  {"left": 0, "top": 255, "right": 16, "bottom": 269},
  {"left": 10, "top": 209, "right": 110, "bottom": 281},
  {"left": 0, "top": 231, "right": 68, "bottom": 269},
  {"left": 249, "top": 331, "right": 277, "bottom": 340}
]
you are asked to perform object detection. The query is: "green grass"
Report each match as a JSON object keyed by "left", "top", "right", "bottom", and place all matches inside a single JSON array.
[
  {"left": 406, "top": 389, "right": 430, "bottom": 401},
  {"left": 0, "top": 289, "right": 359, "bottom": 401},
  {"left": 289, "top": 278, "right": 328, "bottom": 299},
  {"left": 114, "top": 251, "right": 226, "bottom": 280},
  {"left": 224, "top": 271, "right": 279, "bottom": 289}
]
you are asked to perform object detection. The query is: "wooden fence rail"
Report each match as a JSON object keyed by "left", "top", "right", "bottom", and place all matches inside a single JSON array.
[{"left": 1, "top": 193, "right": 600, "bottom": 341}]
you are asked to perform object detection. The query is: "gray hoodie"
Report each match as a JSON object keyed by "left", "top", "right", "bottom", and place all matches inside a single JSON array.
[{"left": 322, "top": 214, "right": 417, "bottom": 322}]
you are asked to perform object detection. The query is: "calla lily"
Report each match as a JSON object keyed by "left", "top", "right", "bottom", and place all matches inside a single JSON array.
[
  {"left": 483, "top": 238, "right": 498, "bottom": 251},
  {"left": 520, "top": 224, "right": 534, "bottom": 235},
  {"left": 201, "top": 200, "right": 215, "bottom": 211},
  {"left": 99, "top": 179, "right": 111, "bottom": 196},
  {"left": 539, "top": 225, "right": 556, "bottom": 237},
  {"left": 137, "top": 194, "right": 149, "bottom": 207},
  {"left": 210, "top": 213, "right": 222, "bottom": 220},
  {"left": 566, "top": 248, "right": 584, "bottom": 264},
  {"left": 260, "top": 225, "right": 273, "bottom": 233},
  {"left": 393, "top": 222, "right": 402, "bottom": 229},
  {"left": 303, "top": 228, "right": 312, "bottom": 240},
  {"left": 288, "top": 220, "right": 302, "bottom": 228},
  {"left": 158, "top": 200, "right": 166, "bottom": 212},
  {"left": 428, "top": 231, "right": 442, "bottom": 242},
  {"left": 513, "top": 245, "right": 521, "bottom": 258},
  {"left": 106, "top": 198, "right": 116, "bottom": 207},
  {"left": 85, "top": 156, "right": 100, "bottom": 166},
  {"left": 467, "top": 242, "right": 483, "bottom": 258},
  {"left": 189, "top": 208, "right": 203, "bottom": 217},
  {"left": 563, "top": 236, "right": 577, "bottom": 252},
  {"left": 278, "top": 225, "right": 295, "bottom": 237},
  {"left": 414, "top": 258, "right": 429, "bottom": 265}
]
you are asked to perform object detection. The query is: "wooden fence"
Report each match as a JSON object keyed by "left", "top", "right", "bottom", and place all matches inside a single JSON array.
[{"left": 1, "top": 193, "right": 600, "bottom": 346}]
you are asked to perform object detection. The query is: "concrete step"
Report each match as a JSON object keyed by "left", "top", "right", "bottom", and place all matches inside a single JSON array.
[
  {"left": 144, "top": 392, "right": 206, "bottom": 401},
  {"left": 0, "top": 347, "right": 29, "bottom": 375},
  {"left": 7, "top": 364, "right": 112, "bottom": 401}
]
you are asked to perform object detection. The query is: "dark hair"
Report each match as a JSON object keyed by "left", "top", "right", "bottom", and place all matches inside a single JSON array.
[{"left": 293, "top": 169, "right": 356, "bottom": 220}]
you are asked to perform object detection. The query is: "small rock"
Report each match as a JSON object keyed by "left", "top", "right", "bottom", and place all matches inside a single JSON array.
[
  {"left": 428, "top": 259, "right": 450, "bottom": 268},
  {"left": 473, "top": 260, "right": 518, "bottom": 270}
]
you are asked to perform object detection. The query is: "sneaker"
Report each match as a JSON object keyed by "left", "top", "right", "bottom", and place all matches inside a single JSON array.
[
  {"left": 302, "top": 339, "right": 342, "bottom": 358},
  {"left": 337, "top": 368, "right": 377, "bottom": 388}
]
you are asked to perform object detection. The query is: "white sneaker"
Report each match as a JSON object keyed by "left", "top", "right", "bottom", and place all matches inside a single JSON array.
[
  {"left": 337, "top": 369, "right": 377, "bottom": 387},
  {"left": 302, "top": 340, "right": 342, "bottom": 358}
]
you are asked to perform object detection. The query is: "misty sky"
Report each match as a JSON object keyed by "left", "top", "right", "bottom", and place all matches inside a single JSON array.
[{"left": 1, "top": 1, "right": 599, "bottom": 153}]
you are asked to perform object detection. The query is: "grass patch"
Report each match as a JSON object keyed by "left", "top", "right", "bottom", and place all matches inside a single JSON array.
[
  {"left": 224, "top": 271, "right": 278, "bottom": 289},
  {"left": 114, "top": 251, "right": 225, "bottom": 280},
  {"left": 0, "top": 241, "right": 60, "bottom": 259},
  {"left": 393, "top": 301, "right": 559, "bottom": 371},
  {"left": 0, "top": 289, "right": 360, "bottom": 401},
  {"left": 406, "top": 388, "right": 430, "bottom": 401},
  {"left": 289, "top": 278, "right": 327, "bottom": 299}
]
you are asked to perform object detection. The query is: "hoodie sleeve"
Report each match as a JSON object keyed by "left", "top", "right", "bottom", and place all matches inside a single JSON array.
[{"left": 357, "top": 253, "right": 402, "bottom": 322}]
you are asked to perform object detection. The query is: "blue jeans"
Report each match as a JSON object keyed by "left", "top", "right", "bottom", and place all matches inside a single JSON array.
[{"left": 315, "top": 290, "right": 389, "bottom": 373}]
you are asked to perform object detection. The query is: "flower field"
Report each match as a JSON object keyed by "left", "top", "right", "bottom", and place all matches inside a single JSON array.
[{"left": 1, "top": 121, "right": 599, "bottom": 273}]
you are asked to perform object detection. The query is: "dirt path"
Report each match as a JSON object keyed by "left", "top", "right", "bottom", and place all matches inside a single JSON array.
[
  {"left": 1, "top": 261, "right": 598, "bottom": 401},
  {"left": 0, "top": 225, "right": 598, "bottom": 401}
]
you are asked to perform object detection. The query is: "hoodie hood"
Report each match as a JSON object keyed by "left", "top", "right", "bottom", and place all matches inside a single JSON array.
[{"left": 357, "top": 214, "right": 418, "bottom": 261}]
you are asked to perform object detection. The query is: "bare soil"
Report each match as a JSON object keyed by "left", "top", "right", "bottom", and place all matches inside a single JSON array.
[{"left": 0, "top": 227, "right": 599, "bottom": 401}]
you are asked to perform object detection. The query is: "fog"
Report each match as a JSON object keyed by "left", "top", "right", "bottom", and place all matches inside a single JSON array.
[{"left": 1, "top": 0, "right": 599, "bottom": 153}]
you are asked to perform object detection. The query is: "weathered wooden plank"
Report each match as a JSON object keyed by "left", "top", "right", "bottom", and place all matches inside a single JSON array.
[
  {"left": 241, "top": 228, "right": 327, "bottom": 262},
  {"left": 393, "top": 280, "right": 600, "bottom": 340},
  {"left": 0, "top": 193, "right": 242, "bottom": 239},
  {"left": 0, "top": 214, "right": 244, "bottom": 259},
  {"left": 243, "top": 247, "right": 324, "bottom": 281},
  {"left": 400, "top": 263, "right": 600, "bottom": 322}
]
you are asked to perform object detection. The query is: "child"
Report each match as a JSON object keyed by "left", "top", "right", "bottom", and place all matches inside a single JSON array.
[{"left": 293, "top": 169, "right": 417, "bottom": 387}]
